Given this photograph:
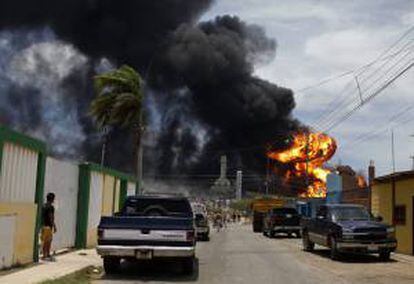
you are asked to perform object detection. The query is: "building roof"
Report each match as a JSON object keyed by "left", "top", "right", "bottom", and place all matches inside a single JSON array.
[{"left": 374, "top": 170, "right": 414, "bottom": 184}]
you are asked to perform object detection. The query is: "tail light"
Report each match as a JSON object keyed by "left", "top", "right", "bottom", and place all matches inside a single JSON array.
[
  {"left": 186, "top": 230, "right": 195, "bottom": 242},
  {"left": 98, "top": 228, "right": 105, "bottom": 239}
]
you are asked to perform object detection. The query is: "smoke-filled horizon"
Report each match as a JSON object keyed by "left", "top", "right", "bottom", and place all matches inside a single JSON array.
[{"left": 0, "top": 0, "right": 301, "bottom": 189}]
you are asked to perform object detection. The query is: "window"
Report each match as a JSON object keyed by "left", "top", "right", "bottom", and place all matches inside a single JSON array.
[
  {"left": 394, "top": 205, "right": 406, "bottom": 225},
  {"left": 316, "top": 206, "right": 327, "bottom": 219}
]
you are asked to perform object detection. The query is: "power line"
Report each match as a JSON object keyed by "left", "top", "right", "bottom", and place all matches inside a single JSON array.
[
  {"left": 315, "top": 47, "right": 414, "bottom": 131},
  {"left": 309, "top": 26, "right": 414, "bottom": 130},
  {"left": 311, "top": 43, "right": 414, "bottom": 130},
  {"left": 295, "top": 24, "right": 414, "bottom": 95},
  {"left": 323, "top": 61, "right": 414, "bottom": 132}
]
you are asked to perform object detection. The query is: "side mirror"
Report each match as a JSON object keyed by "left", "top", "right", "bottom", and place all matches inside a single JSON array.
[{"left": 375, "top": 216, "right": 383, "bottom": 222}]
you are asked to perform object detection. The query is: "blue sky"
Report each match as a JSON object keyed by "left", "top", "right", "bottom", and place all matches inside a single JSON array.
[{"left": 203, "top": 0, "right": 414, "bottom": 176}]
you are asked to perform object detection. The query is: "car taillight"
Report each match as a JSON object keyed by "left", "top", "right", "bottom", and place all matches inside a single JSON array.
[
  {"left": 98, "top": 228, "right": 105, "bottom": 239},
  {"left": 186, "top": 230, "right": 195, "bottom": 242}
]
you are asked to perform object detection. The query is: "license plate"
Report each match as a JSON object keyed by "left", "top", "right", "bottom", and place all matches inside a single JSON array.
[
  {"left": 368, "top": 244, "right": 378, "bottom": 251},
  {"left": 135, "top": 249, "right": 153, "bottom": 259}
]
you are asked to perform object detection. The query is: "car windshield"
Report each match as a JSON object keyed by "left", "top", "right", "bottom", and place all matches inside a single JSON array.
[
  {"left": 123, "top": 198, "right": 193, "bottom": 217},
  {"left": 330, "top": 207, "right": 370, "bottom": 221}
]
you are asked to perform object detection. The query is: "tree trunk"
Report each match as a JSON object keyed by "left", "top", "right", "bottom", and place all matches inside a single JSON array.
[{"left": 134, "top": 126, "right": 142, "bottom": 193}]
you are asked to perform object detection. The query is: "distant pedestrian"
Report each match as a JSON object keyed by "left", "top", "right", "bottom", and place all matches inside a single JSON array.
[{"left": 41, "top": 192, "right": 56, "bottom": 261}]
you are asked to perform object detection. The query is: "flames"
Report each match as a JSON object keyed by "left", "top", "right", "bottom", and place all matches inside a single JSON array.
[
  {"left": 267, "top": 132, "right": 337, "bottom": 198},
  {"left": 356, "top": 175, "right": 367, "bottom": 188}
]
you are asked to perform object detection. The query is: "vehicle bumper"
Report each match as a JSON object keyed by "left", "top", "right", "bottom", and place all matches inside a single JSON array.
[
  {"left": 273, "top": 226, "right": 301, "bottom": 232},
  {"left": 196, "top": 227, "right": 210, "bottom": 234},
  {"left": 96, "top": 245, "right": 195, "bottom": 258},
  {"left": 336, "top": 241, "right": 397, "bottom": 252}
]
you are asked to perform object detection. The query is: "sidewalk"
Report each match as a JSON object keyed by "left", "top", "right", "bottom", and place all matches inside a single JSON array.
[{"left": 0, "top": 249, "right": 101, "bottom": 284}]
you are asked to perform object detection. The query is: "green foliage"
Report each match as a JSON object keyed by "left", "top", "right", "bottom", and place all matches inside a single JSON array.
[{"left": 90, "top": 65, "right": 143, "bottom": 130}]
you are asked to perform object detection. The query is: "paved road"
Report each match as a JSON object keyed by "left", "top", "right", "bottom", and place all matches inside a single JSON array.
[{"left": 93, "top": 224, "right": 414, "bottom": 284}]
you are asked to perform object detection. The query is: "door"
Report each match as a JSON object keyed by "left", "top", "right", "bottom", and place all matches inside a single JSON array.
[
  {"left": 311, "top": 206, "right": 329, "bottom": 246},
  {"left": 412, "top": 197, "right": 414, "bottom": 255}
]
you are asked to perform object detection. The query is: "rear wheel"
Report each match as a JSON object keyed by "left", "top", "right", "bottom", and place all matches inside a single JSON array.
[
  {"left": 182, "top": 257, "right": 194, "bottom": 275},
  {"left": 302, "top": 231, "right": 314, "bottom": 251},
  {"left": 103, "top": 256, "right": 120, "bottom": 274},
  {"left": 296, "top": 230, "right": 302, "bottom": 238},
  {"left": 329, "top": 236, "right": 340, "bottom": 260},
  {"left": 379, "top": 251, "right": 391, "bottom": 261}
]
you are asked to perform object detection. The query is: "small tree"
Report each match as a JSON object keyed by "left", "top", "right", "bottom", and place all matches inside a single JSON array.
[{"left": 90, "top": 65, "right": 143, "bottom": 177}]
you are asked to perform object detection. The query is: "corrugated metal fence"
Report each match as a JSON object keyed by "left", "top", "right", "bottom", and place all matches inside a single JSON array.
[{"left": 0, "top": 126, "right": 138, "bottom": 269}]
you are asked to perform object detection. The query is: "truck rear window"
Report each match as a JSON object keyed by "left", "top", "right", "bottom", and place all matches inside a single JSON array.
[
  {"left": 122, "top": 198, "right": 193, "bottom": 217},
  {"left": 272, "top": 208, "right": 298, "bottom": 215}
]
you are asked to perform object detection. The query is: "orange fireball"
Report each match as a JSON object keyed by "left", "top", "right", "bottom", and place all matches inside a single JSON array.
[{"left": 267, "top": 132, "right": 337, "bottom": 198}]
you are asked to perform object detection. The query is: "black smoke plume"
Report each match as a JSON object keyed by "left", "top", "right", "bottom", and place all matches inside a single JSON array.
[
  {"left": 0, "top": 1, "right": 300, "bottom": 192},
  {"left": 151, "top": 16, "right": 298, "bottom": 176}
]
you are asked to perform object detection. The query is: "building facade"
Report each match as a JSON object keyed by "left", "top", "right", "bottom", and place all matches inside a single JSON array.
[{"left": 371, "top": 171, "right": 414, "bottom": 255}]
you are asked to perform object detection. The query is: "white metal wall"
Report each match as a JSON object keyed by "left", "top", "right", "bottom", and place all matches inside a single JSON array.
[
  {"left": 127, "top": 181, "right": 136, "bottom": 196},
  {"left": 0, "top": 214, "right": 16, "bottom": 269},
  {"left": 44, "top": 157, "right": 79, "bottom": 251},
  {"left": 0, "top": 142, "right": 38, "bottom": 202},
  {"left": 113, "top": 179, "right": 120, "bottom": 213},
  {"left": 88, "top": 171, "right": 104, "bottom": 230}
]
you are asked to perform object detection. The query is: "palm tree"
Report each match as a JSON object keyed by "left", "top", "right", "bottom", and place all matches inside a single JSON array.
[{"left": 90, "top": 65, "right": 144, "bottom": 178}]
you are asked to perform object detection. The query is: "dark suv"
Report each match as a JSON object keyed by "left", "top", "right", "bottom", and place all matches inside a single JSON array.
[
  {"left": 301, "top": 204, "right": 397, "bottom": 260},
  {"left": 263, "top": 207, "right": 301, "bottom": 238}
]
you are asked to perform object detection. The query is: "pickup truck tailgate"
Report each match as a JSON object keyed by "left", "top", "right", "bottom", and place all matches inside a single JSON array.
[
  {"left": 104, "top": 229, "right": 188, "bottom": 242},
  {"left": 98, "top": 216, "right": 194, "bottom": 246}
]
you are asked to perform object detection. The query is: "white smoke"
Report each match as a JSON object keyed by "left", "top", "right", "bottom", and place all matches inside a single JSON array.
[{"left": 0, "top": 27, "right": 90, "bottom": 157}]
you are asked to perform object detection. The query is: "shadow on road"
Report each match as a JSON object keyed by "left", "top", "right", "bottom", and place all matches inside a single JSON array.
[
  {"left": 100, "top": 258, "right": 199, "bottom": 282},
  {"left": 307, "top": 249, "right": 398, "bottom": 264}
]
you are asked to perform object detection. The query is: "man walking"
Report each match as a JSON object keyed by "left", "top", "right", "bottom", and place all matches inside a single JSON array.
[{"left": 41, "top": 192, "right": 56, "bottom": 261}]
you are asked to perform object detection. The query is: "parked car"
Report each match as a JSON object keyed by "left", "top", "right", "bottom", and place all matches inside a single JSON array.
[
  {"left": 301, "top": 204, "right": 397, "bottom": 260},
  {"left": 96, "top": 195, "right": 196, "bottom": 274},
  {"left": 263, "top": 207, "right": 301, "bottom": 238},
  {"left": 194, "top": 213, "right": 210, "bottom": 241}
]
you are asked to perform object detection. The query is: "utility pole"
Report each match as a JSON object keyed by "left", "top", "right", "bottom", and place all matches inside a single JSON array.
[
  {"left": 354, "top": 75, "right": 364, "bottom": 104},
  {"left": 266, "top": 152, "right": 270, "bottom": 196},
  {"left": 236, "top": 170, "right": 242, "bottom": 200},
  {"left": 391, "top": 129, "right": 396, "bottom": 173},
  {"left": 410, "top": 155, "right": 414, "bottom": 170},
  {"left": 100, "top": 126, "right": 109, "bottom": 167},
  {"left": 409, "top": 135, "right": 414, "bottom": 170}
]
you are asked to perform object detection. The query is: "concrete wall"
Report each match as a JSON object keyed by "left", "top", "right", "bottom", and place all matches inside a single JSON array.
[
  {"left": 0, "top": 141, "right": 40, "bottom": 266},
  {"left": 395, "top": 179, "right": 414, "bottom": 255},
  {"left": 372, "top": 179, "right": 414, "bottom": 255},
  {"left": 371, "top": 183, "right": 393, "bottom": 224},
  {"left": 101, "top": 175, "right": 115, "bottom": 217},
  {"left": 0, "top": 214, "right": 16, "bottom": 269},
  {"left": 127, "top": 181, "right": 136, "bottom": 196},
  {"left": 0, "top": 203, "right": 37, "bottom": 265}
]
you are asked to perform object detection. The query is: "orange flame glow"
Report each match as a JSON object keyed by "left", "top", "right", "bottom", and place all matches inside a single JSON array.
[
  {"left": 267, "top": 132, "right": 337, "bottom": 198},
  {"left": 356, "top": 175, "right": 367, "bottom": 188}
]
